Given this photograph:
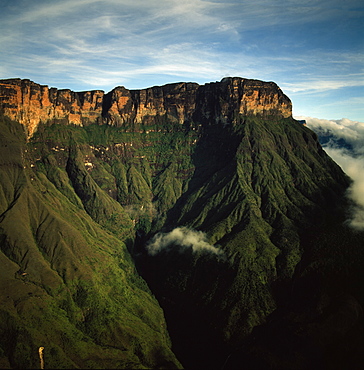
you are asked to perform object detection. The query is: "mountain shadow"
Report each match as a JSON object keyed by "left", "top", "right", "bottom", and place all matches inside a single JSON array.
[{"left": 0, "top": 77, "right": 363, "bottom": 369}]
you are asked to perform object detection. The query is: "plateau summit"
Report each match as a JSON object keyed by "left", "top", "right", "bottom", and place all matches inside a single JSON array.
[{"left": 0, "top": 77, "right": 362, "bottom": 369}]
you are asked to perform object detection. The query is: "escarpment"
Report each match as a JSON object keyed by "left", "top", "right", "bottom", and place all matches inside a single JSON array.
[
  {"left": 0, "top": 77, "right": 362, "bottom": 370},
  {"left": 0, "top": 77, "right": 292, "bottom": 137},
  {"left": 0, "top": 79, "right": 104, "bottom": 137}
]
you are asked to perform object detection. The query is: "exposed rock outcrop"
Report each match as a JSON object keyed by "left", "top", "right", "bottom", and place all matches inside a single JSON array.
[
  {"left": 0, "top": 78, "right": 104, "bottom": 136},
  {"left": 0, "top": 77, "right": 292, "bottom": 137},
  {"left": 0, "top": 76, "right": 362, "bottom": 370}
]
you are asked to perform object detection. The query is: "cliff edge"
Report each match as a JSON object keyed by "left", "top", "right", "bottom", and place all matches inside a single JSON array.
[{"left": 0, "top": 77, "right": 292, "bottom": 137}]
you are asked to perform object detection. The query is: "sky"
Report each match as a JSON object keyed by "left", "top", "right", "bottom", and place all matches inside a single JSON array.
[
  {"left": 1, "top": 0, "right": 363, "bottom": 122},
  {"left": 1, "top": 0, "right": 364, "bottom": 229}
]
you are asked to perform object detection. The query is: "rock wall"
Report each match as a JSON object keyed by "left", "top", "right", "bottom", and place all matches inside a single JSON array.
[
  {"left": 0, "top": 79, "right": 104, "bottom": 137},
  {"left": 0, "top": 77, "right": 292, "bottom": 137}
]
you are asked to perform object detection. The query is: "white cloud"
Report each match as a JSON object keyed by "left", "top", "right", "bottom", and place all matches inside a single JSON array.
[
  {"left": 301, "top": 116, "right": 364, "bottom": 230},
  {"left": 325, "top": 147, "right": 364, "bottom": 230},
  {"left": 300, "top": 117, "right": 364, "bottom": 154},
  {"left": 146, "top": 227, "right": 224, "bottom": 256}
]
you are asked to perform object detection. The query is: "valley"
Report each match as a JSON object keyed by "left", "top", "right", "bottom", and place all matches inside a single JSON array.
[{"left": 0, "top": 77, "right": 363, "bottom": 369}]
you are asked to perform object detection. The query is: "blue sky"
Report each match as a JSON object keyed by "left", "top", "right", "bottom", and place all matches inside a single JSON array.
[{"left": 1, "top": 0, "right": 363, "bottom": 121}]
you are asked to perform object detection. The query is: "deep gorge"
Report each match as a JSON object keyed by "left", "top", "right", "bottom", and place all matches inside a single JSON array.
[{"left": 0, "top": 77, "right": 362, "bottom": 369}]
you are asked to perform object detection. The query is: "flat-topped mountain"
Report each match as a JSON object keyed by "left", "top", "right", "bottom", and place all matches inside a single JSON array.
[
  {"left": 0, "top": 77, "right": 291, "bottom": 137},
  {"left": 0, "top": 77, "right": 362, "bottom": 369}
]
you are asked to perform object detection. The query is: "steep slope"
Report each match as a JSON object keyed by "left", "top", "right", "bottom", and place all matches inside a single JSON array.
[
  {"left": 0, "top": 77, "right": 363, "bottom": 369},
  {"left": 137, "top": 114, "right": 363, "bottom": 369},
  {"left": 0, "top": 115, "right": 181, "bottom": 369}
]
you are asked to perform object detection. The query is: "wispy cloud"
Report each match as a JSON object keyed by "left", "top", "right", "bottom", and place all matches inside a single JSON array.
[
  {"left": 282, "top": 74, "right": 364, "bottom": 94},
  {"left": 1, "top": 0, "right": 363, "bottom": 120},
  {"left": 15, "top": 0, "right": 99, "bottom": 23}
]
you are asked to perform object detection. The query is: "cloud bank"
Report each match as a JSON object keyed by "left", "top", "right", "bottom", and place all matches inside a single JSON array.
[
  {"left": 146, "top": 227, "right": 223, "bottom": 256},
  {"left": 299, "top": 116, "right": 364, "bottom": 230}
]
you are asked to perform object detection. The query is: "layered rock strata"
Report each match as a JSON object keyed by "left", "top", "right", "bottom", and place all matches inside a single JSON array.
[
  {"left": 0, "top": 77, "right": 292, "bottom": 137},
  {"left": 0, "top": 79, "right": 104, "bottom": 137}
]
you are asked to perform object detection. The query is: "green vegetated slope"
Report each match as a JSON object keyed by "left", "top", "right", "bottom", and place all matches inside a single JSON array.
[
  {"left": 0, "top": 108, "right": 363, "bottom": 370},
  {"left": 134, "top": 115, "right": 364, "bottom": 369},
  {"left": 0, "top": 115, "right": 182, "bottom": 369}
]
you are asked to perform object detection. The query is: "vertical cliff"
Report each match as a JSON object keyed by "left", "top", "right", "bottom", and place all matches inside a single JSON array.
[
  {"left": 0, "top": 77, "right": 361, "bottom": 370},
  {"left": 0, "top": 79, "right": 104, "bottom": 137},
  {"left": 0, "top": 77, "right": 292, "bottom": 137}
]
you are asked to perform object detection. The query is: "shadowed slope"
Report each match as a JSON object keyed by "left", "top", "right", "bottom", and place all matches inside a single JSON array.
[
  {"left": 135, "top": 115, "right": 363, "bottom": 369},
  {"left": 0, "top": 77, "right": 363, "bottom": 370}
]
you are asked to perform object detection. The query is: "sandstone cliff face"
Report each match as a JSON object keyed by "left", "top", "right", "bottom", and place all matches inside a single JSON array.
[
  {"left": 103, "top": 82, "right": 200, "bottom": 127},
  {"left": 0, "top": 79, "right": 104, "bottom": 137},
  {"left": 194, "top": 77, "right": 292, "bottom": 126},
  {"left": 0, "top": 77, "right": 292, "bottom": 137}
]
